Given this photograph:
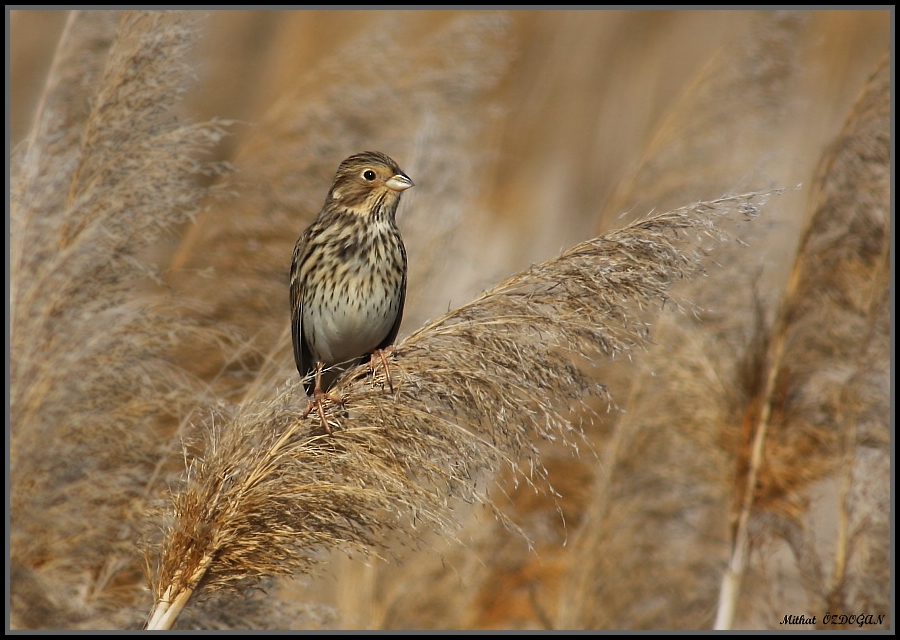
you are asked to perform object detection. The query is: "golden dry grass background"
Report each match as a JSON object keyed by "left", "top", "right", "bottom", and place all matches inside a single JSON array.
[{"left": 9, "top": 9, "right": 891, "bottom": 630}]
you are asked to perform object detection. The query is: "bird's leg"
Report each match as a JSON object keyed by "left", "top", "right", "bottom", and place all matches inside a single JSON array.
[
  {"left": 302, "top": 362, "right": 341, "bottom": 433},
  {"left": 368, "top": 346, "right": 397, "bottom": 393}
]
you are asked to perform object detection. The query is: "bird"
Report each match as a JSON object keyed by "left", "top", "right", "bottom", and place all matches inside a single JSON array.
[{"left": 290, "top": 151, "right": 413, "bottom": 428}]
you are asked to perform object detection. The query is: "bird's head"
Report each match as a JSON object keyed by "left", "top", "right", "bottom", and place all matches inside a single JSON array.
[{"left": 326, "top": 151, "right": 414, "bottom": 218}]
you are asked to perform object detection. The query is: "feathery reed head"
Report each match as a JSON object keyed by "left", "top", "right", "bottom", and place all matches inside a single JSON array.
[{"left": 145, "top": 191, "right": 777, "bottom": 628}]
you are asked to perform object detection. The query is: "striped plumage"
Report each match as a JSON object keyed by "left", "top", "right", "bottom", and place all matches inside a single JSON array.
[{"left": 290, "top": 151, "right": 413, "bottom": 397}]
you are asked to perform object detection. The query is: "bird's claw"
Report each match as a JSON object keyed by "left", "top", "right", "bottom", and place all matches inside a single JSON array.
[
  {"left": 368, "top": 346, "right": 397, "bottom": 393},
  {"left": 303, "top": 361, "right": 343, "bottom": 434}
]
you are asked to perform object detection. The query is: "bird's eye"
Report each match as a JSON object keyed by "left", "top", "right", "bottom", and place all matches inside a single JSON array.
[{"left": 363, "top": 169, "right": 376, "bottom": 181}]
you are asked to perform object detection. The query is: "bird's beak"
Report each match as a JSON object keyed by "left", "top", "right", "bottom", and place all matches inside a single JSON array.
[{"left": 385, "top": 174, "right": 414, "bottom": 192}]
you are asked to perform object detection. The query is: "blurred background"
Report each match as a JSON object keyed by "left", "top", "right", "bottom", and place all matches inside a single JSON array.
[
  {"left": 9, "top": 9, "right": 891, "bottom": 630},
  {"left": 12, "top": 10, "right": 888, "bottom": 303}
]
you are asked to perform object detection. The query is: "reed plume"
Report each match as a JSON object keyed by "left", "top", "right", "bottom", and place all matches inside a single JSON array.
[
  {"left": 146, "top": 191, "right": 778, "bottom": 629},
  {"left": 10, "top": 10, "right": 231, "bottom": 629}
]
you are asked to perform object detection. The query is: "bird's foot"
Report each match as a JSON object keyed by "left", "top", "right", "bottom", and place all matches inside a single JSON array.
[
  {"left": 302, "top": 362, "right": 343, "bottom": 433},
  {"left": 368, "top": 346, "right": 397, "bottom": 393},
  {"left": 302, "top": 388, "right": 343, "bottom": 434}
]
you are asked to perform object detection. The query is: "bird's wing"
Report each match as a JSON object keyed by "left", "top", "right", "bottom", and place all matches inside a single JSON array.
[
  {"left": 289, "top": 237, "right": 308, "bottom": 378},
  {"left": 377, "top": 236, "right": 407, "bottom": 351}
]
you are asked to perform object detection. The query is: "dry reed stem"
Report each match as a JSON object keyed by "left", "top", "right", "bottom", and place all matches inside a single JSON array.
[{"left": 714, "top": 53, "right": 890, "bottom": 630}]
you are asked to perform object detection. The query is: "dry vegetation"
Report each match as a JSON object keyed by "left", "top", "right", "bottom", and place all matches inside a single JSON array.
[{"left": 9, "top": 9, "right": 891, "bottom": 630}]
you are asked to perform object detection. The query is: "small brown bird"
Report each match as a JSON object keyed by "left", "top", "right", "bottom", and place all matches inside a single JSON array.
[{"left": 290, "top": 151, "right": 413, "bottom": 424}]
